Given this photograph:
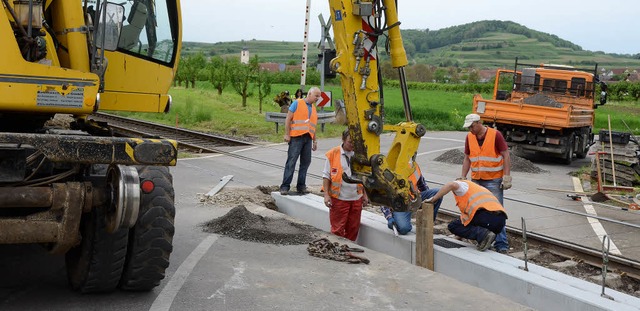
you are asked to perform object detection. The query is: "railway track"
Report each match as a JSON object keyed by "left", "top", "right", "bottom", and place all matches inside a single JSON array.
[
  {"left": 91, "top": 113, "right": 640, "bottom": 295},
  {"left": 435, "top": 210, "right": 640, "bottom": 292},
  {"left": 89, "top": 112, "right": 253, "bottom": 153}
]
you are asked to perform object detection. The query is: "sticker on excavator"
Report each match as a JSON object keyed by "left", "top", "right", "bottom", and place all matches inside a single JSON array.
[{"left": 36, "top": 88, "right": 84, "bottom": 108}]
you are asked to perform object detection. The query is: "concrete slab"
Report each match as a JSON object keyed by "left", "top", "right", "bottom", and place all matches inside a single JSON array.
[{"left": 274, "top": 192, "right": 640, "bottom": 311}]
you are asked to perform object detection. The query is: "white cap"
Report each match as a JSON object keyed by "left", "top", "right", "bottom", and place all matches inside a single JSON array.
[{"left": 463, "top": 114, "right": 481, "bottom": 128}]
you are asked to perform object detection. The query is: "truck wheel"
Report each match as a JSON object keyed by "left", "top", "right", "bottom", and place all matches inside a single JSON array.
[
  {"left": 575, "top": 148, "right": 588, "bottom": 159},
  {"left": 562, "top": 135, "right": 575, "bottom": 164},
  {"left": 119, "top": 166, "right": 175, "bottom": 291},
  {"left": 65, "top": 205, "right": 129, "bottom": 293}
]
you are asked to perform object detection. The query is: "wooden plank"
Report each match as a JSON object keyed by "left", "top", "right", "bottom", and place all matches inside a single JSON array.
[{"left": 415, "top": 202, "right": 434, "bottom": 271}]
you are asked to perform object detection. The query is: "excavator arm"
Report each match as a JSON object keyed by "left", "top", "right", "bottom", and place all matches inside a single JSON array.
[{"left": 327, "top": 0, "right": 425, "bottom": 212}]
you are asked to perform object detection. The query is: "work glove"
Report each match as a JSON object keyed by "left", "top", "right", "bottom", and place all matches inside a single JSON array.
[
  {"left": 501, "top": 175, "right": 512, "bottom": 190},
  {"left": 380, "top": 207, "right": 395, "bottom": 230}
]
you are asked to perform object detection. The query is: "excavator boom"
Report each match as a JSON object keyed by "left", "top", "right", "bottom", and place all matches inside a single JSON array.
[{"left": 327, "top": 0, "right": 425, "bottom": 212}]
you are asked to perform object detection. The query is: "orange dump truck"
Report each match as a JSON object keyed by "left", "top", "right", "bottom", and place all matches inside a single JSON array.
[{"left": 473, "top": 59, "right": 607, "bottom": 164}]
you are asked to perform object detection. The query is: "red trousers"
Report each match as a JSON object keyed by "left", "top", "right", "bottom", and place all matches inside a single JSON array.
[{"left": 329, "top": 197, "right": 363, "bottom": 241}]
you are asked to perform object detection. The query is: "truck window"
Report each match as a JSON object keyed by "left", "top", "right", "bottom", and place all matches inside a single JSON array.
[
  {"left": 114, "top": 0, "right": 178, "bottom": 64},
  {"left": 570, "top": 78, "right": 586, "bottom": 96},
  {"left": 541, "top": 79, "right": 567, "bottom": 94}
]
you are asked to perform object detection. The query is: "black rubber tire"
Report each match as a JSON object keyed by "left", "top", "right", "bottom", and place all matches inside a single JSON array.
[
  {"left": 562, "top": 135, "right": 575, "bottom": 164},
  {"left": 119, "top": 166, "right": 175, "bottom": 291},
  {"left": 575, "top": 148, "right": 588, "bottom": 159},
  {"left": 65, "top": 205, "right": 129, "bottom": 293}
]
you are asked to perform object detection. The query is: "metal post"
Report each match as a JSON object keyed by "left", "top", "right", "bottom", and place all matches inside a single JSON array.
[{"left": 518, "top": 217, "right": 529, "bottom": 272}]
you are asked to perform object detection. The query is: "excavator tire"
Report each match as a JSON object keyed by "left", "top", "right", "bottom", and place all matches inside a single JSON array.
[
  {"left": 65, "top": 204, "right": 129, "bottom": 293},
  {"left": 119, "top": 166, "right": 175, "bottom": 291}
]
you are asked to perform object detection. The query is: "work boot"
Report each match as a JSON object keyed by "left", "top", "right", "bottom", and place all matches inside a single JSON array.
[
  {"left": 280, "top": 188, "right": 289, "bottom": 195},
  {"left": 297, "top": 187, "right": 310, "bottom": 195},
  {"left": 477, "top": 231, "right": 496, "bottom": 251}
]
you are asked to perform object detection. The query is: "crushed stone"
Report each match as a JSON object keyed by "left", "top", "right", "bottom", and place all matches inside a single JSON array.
[
  {"left": 202, "top": 204, "right": 319, "bottom": 245},
  {"left": 433, "top": 149, "right": 548, "bottom": 174}
]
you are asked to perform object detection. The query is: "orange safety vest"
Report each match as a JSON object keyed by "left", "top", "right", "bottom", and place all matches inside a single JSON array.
[
  {"left": 290, "top": 99, "right": 318, "bottom": 139},
  {"left": 454, "top": 181, "right": 506, "bottom": 226},
  {"left": 467, "top": 127, "right": 504, "bottom": 180},
  {"left": 407, "top": 162, "right": 422, "bottom": 199},
  {"left": 325, "top": 146, "right": 363, "bottom": 199}
]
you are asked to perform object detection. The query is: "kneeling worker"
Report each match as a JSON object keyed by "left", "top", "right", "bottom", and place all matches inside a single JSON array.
[{"left": 424, "top": 179, "right": 507, "bottom": 251}]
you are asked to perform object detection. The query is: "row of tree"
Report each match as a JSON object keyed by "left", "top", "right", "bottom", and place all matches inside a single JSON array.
[{"left": 175, "top": 52, "right": 640, "bottom": 106}]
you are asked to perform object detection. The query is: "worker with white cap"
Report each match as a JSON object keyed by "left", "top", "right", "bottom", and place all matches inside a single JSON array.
[{"left": 460, "top": 113, "right": 512, "bottom": 254}]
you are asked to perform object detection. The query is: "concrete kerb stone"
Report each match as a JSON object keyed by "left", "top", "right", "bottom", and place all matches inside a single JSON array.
[{"left": 272, "top": 192, "right": 640, "bottom": 311}]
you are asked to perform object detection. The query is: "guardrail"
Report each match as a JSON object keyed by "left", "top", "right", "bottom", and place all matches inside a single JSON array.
[{"left": 265, "top": 112, "right": 336, "bottom": 133}]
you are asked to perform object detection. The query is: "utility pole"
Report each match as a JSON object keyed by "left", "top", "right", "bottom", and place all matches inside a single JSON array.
[
  {"left": 300, "top": 0, "right": 311, "bottom": 92},
  {"left": 318, "top": 13, "right": 334, "bottom": 92}
]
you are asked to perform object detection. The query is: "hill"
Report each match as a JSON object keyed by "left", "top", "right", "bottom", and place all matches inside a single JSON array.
[{"left": 183, "top": 20, "right": 640, "bottom": 69}]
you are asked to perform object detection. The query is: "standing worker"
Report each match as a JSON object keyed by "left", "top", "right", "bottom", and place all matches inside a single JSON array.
[
  {"left": 381, "top": 159, "right": 442, "bottom": 235},
  {"left": 460, "top": 113, "right": 512, "bottom": 253},
  {"left": 425, "top": 180, "right": 507, "bottom": 251},
  {"left": 322, "top": 129, "right": 369, "bottom": 241},
  {"left": 280, "top": 87, "right": 321, "bottom": 195}
]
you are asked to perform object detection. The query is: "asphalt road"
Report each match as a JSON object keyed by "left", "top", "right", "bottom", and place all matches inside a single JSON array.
[{"left": 1, "top": 130, "right": 638, "bottom": 310}]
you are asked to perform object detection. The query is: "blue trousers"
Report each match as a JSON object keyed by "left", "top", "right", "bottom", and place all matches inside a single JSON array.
[
  {"left": 390, "top": 188, "right": 442, "bottom": 235},
  {"left": 472, "top": 178, "right": 508, "bottom": 251},
  {"left": 447, "top": 209, "right": 506, "bottom": 244},
  {"left": 280, "top": 134, "right": 312, "bottom": 192}
]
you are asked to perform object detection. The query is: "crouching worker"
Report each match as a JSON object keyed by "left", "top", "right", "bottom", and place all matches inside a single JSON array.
[
  {"left": 424, "top": 180, "right": 507, "bottom": 251},
  {"left": 381, "top": 161, "right": 442, "bottom": 235}
]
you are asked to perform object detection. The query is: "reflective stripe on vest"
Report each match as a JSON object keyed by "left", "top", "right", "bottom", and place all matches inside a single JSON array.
[
  {"left": 290, "top": 99, "right": 318, "bottom": 139},
  {"left": 325, "top": 146, "right": 363, "bottom": 199},
  {"left": 454, "top": 181, "right": 505, "bottom": 226},
  {"left": 468, "top": 127, "right": 504, "bottom": 179},
  {"left": 407, "top": 162, "right": 422, "bottom": 199}
]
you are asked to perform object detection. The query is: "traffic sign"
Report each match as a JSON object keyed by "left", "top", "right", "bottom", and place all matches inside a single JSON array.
[{"left": 317, "top": 91, "right": 332, "bottom": 107}]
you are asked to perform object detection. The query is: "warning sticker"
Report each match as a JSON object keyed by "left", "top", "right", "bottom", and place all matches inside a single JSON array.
[{"left": 37, "top": 88, "right": 84, "bottom": 108}]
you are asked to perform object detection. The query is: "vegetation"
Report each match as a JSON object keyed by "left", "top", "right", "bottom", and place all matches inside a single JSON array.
[
  {"left": 116, "top": 79, "right": 640, "bottom": 143},
  {"left": 181, "top": 20, "right": 640, "bottom": 69}
]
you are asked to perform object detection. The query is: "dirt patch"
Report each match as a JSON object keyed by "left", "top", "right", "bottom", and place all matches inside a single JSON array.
[
  {"left": 200, "top": 185, "right": 640, "bottom": 297},
  {"left": 433, "top": 149, "right": 548, "bottom": 174},
  {"left": 198, "top": 186, "right": 279, "bottom": 210},
  {"left": 202, "top": 204, "right": 319, "bottom": 245}
]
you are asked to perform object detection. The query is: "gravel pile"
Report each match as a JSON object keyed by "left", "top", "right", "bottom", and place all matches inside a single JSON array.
[
  {"left": 202, "top": 205, "right": 319, "bottom": 245},
  {"left": 433, "top": 149, "right": 547, "bottom": 174}
]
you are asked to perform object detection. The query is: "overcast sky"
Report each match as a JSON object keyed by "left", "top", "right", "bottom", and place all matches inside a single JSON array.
[{"left": 185, "top": 0, "right": 639, "bottom": 55}]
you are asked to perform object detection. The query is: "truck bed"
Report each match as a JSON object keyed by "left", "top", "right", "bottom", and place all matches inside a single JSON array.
[{"left": 472, "top": 94, "right": 594, "bottom": 131}]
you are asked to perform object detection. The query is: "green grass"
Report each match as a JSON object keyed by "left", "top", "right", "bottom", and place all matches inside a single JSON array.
[
  {"left": 185, "top": 32, "right": 640, "bottom": 69},
  {"left": 115, "top": 82, "right": 640, "bottom": 143}
]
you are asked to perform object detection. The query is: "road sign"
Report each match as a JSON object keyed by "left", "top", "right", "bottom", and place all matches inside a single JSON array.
[{"left": 317, "top": 91, "right": 332, "bottom": 107}]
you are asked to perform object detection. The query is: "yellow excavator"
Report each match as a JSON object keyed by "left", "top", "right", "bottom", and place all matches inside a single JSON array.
[
  {"left": 0, "top": 0, "right": 181, "bottom": 293},
  {"left": 327, "top": 0, "right": 424, "bottom": 212}
]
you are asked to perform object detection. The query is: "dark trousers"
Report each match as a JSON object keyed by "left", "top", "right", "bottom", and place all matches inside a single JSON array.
[
  {"left": 448, "top": 209, "right": 506, "bottom": 244},
  {"left": 280, "top": 134, "right": 312, "bottom": 191}
]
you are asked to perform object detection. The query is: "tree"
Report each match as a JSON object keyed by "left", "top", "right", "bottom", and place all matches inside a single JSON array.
[
  {"left": 228, "top": 55, "right": 259, "bottom": 107},
  {"left": 208, "top": 56, "right": 228, "bottom": 95},
  {"left": 467, "top": 68, "right": 480, "bottom": 84},
  {"left": 256, "top": 69, "right": 272, "bottom": 113},
  {"left": 182, "top": 52, "right": 206, "bottom": 88}
]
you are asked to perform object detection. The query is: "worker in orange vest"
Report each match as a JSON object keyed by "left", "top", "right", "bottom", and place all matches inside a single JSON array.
[
  {"left": 322, "top": 129, "right": 369, "bottom": 241},
  {"left": 280, "top": 87, "right": 321, "bottom": 195},
  {"left": 461, "top": 113, "right": 511, "bottom": 253},
  {"left": 425, "top": 180, "right": 507, "bottom": 251}
]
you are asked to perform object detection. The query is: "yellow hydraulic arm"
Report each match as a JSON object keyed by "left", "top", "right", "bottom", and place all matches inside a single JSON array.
[{"left": 327, "top": 0, "right": 425, "bottom": 212}]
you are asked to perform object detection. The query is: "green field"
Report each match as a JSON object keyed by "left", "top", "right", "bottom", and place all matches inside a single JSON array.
[{"left": 119, "top": 82, "right": 640, "bottom": 142}]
